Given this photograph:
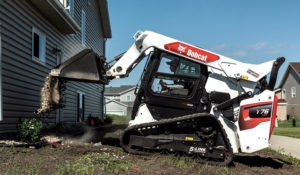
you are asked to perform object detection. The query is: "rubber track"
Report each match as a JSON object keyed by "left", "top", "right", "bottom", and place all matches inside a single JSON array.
[{"left": 120, "top": 113, "right": 234, "bottom": 166}]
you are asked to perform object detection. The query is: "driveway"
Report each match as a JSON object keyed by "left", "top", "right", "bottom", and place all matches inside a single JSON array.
[{"left": 270, "top": 135, "right": 300, "bottom": 159}]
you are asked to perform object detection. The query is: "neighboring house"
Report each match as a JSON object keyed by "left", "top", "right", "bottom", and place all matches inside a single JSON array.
[
  {"left": 276, "top": 62, "right": 300, "bottom": 120},
  {"left": 104, "top": 86, "right": 137, "bottom": 117},
  {"left": 275, "top": 95, "right": 287, "bottom": 121},
  {"left": 0, "top": 0, "right": 111, "bottom": 133}
]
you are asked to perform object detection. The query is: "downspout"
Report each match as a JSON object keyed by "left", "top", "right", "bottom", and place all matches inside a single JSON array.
[
  {"left": 103, "top": 86, "right": 106, "bottom": 119},
  {"left": 102, "top": 38, "right": 107, "bottom": 119},
  {"left": 0, "top": 22, "right": 2, "bottom": 121},
  {"left": 103, "top": 38, "right": 107, "bottom": 58},
  {"left": 54, "top": 46, "right": 62, "bottom": 124}
]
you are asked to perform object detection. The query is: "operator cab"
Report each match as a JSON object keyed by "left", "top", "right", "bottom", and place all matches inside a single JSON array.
[{"left": 133, "top": 49, "right": 209, "bottom": 120}]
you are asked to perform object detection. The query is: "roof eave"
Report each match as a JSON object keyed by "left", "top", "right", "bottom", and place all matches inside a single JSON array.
[
  {"left": 30, "top": 0, "right": 81, "bottom": 34},
  {"left": 290, "top": 64, "right": 300, "bottom": 78},
  {"left": 279, "top": 63, "right": 300, "bottom": 88},
  {"left": 278, "top": 65, "right": 291, "bottom": 88},
  {"left": 98, "top": 0, "right": 112, "bottom": 38},
  {"left": 104, "top": 86, "right": 137, "bottom": 95},
  {"left": 105, "top": 99, "right": 128, "bottom": 107}
]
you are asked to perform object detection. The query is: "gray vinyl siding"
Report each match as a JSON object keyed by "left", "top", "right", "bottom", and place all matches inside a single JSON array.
[
  {"left": 0, "top": 0, "right": 106, "bottom": 132},
  {"left": 281, "top": 69, "right": 300, "bottom": 119}
]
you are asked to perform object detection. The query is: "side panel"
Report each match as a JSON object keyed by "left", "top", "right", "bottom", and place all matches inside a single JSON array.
[
  {"left": 205, "top": 73, "right": 257, "bottom": 98},
  {"left": 216, "top": 116, "right": 239, "bottom": 153},
  {"left": 129, "top": 103, "right": 156, "bottom": 126},
  {"left": 237, "top": 90, "right": 275, "bottom": 153}
]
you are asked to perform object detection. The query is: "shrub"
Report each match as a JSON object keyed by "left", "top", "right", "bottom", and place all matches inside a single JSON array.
[
  {"left": 86, "top": 114, "right": 101, "bottom": 126},
  {"left": 103, "top": 115, "right": 113, "bottom": 124},
  {"left": 19, "top": 118, "right": 43, "bottom": 143}
]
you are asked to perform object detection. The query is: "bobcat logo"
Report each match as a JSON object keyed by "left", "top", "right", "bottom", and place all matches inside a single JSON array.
[{"left": 177, "top": 44, "right": 186, "bottom": 53}]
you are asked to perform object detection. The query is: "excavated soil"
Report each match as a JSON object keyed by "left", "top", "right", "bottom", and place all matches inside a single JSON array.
[
  {"left": 36, "top": 75, "right": 60, "bottom": 114},
  {"left": 0, "top": 143, "right": 299, "bottom": 175},
  {"left": 0, "top": 125, "right": 299, "bottom": 175}
]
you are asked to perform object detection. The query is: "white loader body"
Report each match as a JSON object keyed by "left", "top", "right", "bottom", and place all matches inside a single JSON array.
[{"left": 114, "top": 31, "right": 279, "bottom": 154}]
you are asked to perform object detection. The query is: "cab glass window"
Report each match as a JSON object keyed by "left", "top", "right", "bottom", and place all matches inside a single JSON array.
[{"left": 151, "top": 53, "right": 201, "bottom": 97}]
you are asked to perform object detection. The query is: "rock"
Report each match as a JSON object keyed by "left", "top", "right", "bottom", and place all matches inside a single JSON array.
[{"left": 94, "top": 142, "right": 102, "bottom": 146}]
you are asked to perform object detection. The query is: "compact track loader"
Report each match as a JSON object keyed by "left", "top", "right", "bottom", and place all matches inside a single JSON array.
[{"left": 38, "top": 31, "right": 285, "bottom": 165}]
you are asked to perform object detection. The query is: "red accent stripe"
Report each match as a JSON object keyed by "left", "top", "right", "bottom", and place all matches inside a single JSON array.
[
  {"left": 164, "top": 42, "right": 219, "bottom": 63},
  {"left": 269, "top": 95, "right": 278, "bottom": 139},
  {"left": 239, "top": 102, "right": 272, "bottom": 131}
]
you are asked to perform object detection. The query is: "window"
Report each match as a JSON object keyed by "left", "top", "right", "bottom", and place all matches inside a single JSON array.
[
  {"left": 77, "top": 91, "right": 85, "bottom": 122},
  {"left": 32, "top": 27, "right": 46, "bottom": 64},
  {"left": 157, "top": 55, "right": 201, "bottom": 77},
  {"left": 127, "top": 95, "right": 131, "bottom": 101},
  {"left": 81, "top": 10, "right": 86, "bottom": 46},
  {"left": 151, "top": 53, "right": 201, "bottom": 96},
  {"left": 282, "top": 89, "right": 286, "bottom": 99},
  {"left": 67, "top": 0, "right": 74, "bottom": 16},
  {"left": 59, "top": 0, "right": 74, "bottom": 16},
  {"left": 291, "top": 87, "right": 296, "bottom": 98}
]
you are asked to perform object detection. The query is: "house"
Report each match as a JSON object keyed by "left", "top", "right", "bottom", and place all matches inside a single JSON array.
[
  {"left": 0, "top": 0, "right": 111, "bottom": 133},
  {"left": 276, "top": 62, "right": 300, "bottom": 120},
  {"left": 104, "top": 85, "right": 137, "bottom": 117}
]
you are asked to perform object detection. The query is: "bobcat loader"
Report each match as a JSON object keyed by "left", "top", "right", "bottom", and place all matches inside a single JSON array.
[{"left": 39, "top": 31, "right": 285, "bottom": 165}]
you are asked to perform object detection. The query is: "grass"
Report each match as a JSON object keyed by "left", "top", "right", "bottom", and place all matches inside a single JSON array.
[
  {"left": 158, "top": 154, "right": 231, "bottom": 175},
  {"left": 1, "top": 145, "right": 300, "bottom": 174},
  {"left": 276, "top": 119, "right": 300, "bottom": 128},
  {"left": 160, "top": 154, "right": 197, "bottom": 169},
  {"left": 273, "top": 127, "right": 300, "bottom": 138},
  {"left": 56, "top": 153, "right": 135, "bottom": 175},
  {"left": 262, "top": 148, "right": 300, "bottom": 166},
  {"left": 106, "top": 114, "right": 130, "bottom": 125},
  {"left": 273, "top": 119, "right": 300, "bottom": 138}
]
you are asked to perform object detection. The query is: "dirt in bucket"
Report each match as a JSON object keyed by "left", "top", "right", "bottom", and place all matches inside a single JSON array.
[{"left": 36, "top": 75, "right": 61, "bottom": 114}]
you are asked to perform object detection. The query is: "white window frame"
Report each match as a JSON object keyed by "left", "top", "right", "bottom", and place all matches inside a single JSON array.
[
  {"left": 282, "top": 89, "right": 286, "bottom": 99},
  {"left": 59, "top": 0, "right": 74, "bottom": 17},
  {"left": 32, "top": 27, "right": 46, "bottom": 65},
  {"left": 127, "top": 95, "right": 131, "bottom": 101},
  {"left": 81, "top": 10, "right": 86, "bottom": 46},
  {"left": 291, "top": 87, "right": 296, "bottom": 98},
  {"left": 0, "top": 22, "right": 2, "bottom": 121}
]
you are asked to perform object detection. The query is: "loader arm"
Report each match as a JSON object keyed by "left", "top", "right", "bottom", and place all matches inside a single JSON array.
[
  {"left": 37, "top": 30, "right": 284, "bottom": 115},
  {"left": 48, "top": 30, "right": 282, "bottom": 83}
]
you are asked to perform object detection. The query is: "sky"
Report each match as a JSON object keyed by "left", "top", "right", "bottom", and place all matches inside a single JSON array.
[{"left": 105, "top": 0, "right": 300, "bottom": 87}]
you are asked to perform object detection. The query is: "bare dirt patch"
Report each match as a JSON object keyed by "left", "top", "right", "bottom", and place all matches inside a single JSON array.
[
  {"left": 1, "top": 124, "right": 299, "bottom": 174},
  {"left": 0, "top": 144, "right": 299, "bottom": 175}
]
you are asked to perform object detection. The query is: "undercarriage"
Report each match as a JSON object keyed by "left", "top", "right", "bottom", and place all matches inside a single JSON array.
[{"left": 120, "top": 113, "right": 233, "bottom": 166}]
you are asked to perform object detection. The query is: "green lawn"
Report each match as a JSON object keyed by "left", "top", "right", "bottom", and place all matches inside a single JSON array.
[
  {"left": 106, "top": 114, "right": 131, "bottom": 125},
  {"left": 273, "top": 119, "right": 300, "bottom": 138}
]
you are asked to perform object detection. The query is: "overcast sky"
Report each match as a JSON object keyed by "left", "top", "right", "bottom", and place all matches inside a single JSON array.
[{"left": 105, "top": 0, "right": 300, "bottom": 87}]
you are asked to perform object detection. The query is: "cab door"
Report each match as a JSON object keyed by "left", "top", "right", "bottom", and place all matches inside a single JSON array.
[{"left": 144, "top": 51, "right": 208, "bottom": 119}]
